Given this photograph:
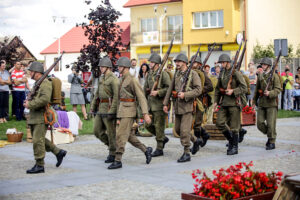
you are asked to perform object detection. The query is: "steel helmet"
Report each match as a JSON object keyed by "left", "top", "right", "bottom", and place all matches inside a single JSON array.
[
  {"left": 191, "top": 54, "right": 202, "bottom": 64},
  {"left": 260, "top": 57, "right": 272, "bottom": 66},
  {"left": 117, "top": 57, "right": 131, "bottom": 68},
  {"left": 148, "top": 53, "right": 162, "bottom": 64},
  {"left": 174, "top": 53, "right": 188, "bottom": 64},
  {"left": 28, "top": 62, "right": 44, "bottom": 73},
  {"left": 99, "top": 57, "right": 113, "bottom": 68},
  {"left": 218, "top": 54, "right": 231, "bottom": 63}
]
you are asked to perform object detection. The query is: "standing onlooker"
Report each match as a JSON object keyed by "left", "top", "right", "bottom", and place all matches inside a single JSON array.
[
  {"left": 295, "top": 67, "right": 300, "bottom": 85},
  {"left": 204, "top": 65, "right": 210, "bottom": 75},
  {"left": 11, "top": 61, "right": 27, "bottom": 121},
  {"left": 68, "top": 68, "right": 88, "bottom": 120},
  {"left": 281, "top": 65, "right": 293, "bottom": 76},
  {"left": 0, "top": 60, "right": 11, "bottom": 123},
  {"left": 248, "top": 64, "right": 257, "bottom": 106},
  {"left": 129, "top": 58, "right": 139, "bottom": 78},
  {"left": 138, "top": 63, "right": 149, "bottom": 87},
  {"left": 292, "top": 83, "right": 300, "bottom": 111},
  {"left": 282, "top": 68, "right": 294, "bottom": 110}
]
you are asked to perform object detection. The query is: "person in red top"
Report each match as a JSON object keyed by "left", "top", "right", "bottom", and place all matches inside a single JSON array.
[
  {"left": 281, "top": 65, "right": 293, "bottom": 76},
  {"left": 11, "top": 61, "right": 27, "bottom": 120}
]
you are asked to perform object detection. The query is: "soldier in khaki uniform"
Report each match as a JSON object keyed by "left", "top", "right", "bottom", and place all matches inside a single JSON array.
[
  {"left": 253, "top": 57, "right": 281, "bottom": 150},
  {"left": 108, "top": 57, "right": 153, "bottom": 169},
  {"left": 163, "top": 53, "right": 202, "bottom": 163},
  {"left": 214, "top": 54, "right": 247, "bottom": 155},
  {"left": 191, "top": 55, "right": 213, "bottom": 147},
  {"left": 91, "top": 57, "right": 119, "bottom": 163},
  {"left": 24, "top": 62, "right": 67, "bottom": 174},
  {"left": 144, "top": 53, "right": 171, "bottom": 157}
]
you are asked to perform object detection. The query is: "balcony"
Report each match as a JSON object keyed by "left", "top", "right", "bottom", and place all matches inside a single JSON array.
[{"left": 130, "top": 29, "right": 182, "bottom": 46}]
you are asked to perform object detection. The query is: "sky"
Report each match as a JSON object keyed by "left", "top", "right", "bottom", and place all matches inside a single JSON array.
[{"left": 0, "top": 0, "right": 130, "bottom": 60}]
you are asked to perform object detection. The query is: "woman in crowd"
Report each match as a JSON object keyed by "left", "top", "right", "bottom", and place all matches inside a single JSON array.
[
  {"left": 0, "top": 60, "right": 11, "bottom": 123},
  {"left": 248, "top": 64, "right": 257, "bottom": 106},
  {"left": 138, "top": 63, "right": 149, "bottom": 87},
  {"left": 295, "top": 67, "right": 300, "bottom": 85}
]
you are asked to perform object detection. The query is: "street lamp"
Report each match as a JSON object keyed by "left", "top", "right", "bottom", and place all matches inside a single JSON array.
[
  {"left": 154, "top": 5, "right": 167, "bottom": 58},
  {"left": 52, "top": 16, "right": 66, "bottom": 71}
]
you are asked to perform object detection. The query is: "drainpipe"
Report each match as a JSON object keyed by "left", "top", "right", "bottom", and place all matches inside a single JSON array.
[{"left": 244, "top": 0, "right": 248, "bottom": 70}]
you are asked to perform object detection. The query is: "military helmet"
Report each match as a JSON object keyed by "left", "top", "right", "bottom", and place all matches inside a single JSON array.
[
  {"left": 174, "top": 53, "right": 188, "bottom": 64},
  {"left": 260, "top": 57, "right": 272, "bottom": 66},
  {"left": 218, "top": 54, "right": 231, "bottom": 63},
  {"left": 28, "top": 61, "right": 44, "bottom": 73},
  {"left": 98, "top": 57, "right": 112, "bottom": 68},
  {"left": 148, "top": 53, "right": 162, "bottom": 64},
  {"left": 117, "top": 57, "right": 131, "bottom": 68},
  {"left": 191, "top": 54, "right": 202, "bottom": 64}
]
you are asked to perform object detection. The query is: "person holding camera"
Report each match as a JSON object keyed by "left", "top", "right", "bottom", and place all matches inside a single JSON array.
[
  {"left": 68, "top": 67, "right": 88, "bottom": 120},
  {"left": 282, "top": 68, "right": 294, "bottom": 110}
]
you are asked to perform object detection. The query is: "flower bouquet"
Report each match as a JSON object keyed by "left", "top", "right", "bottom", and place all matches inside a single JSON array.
[
  {"left": 182, "top": 161, "right": 283, "bottom": 200},
  {"left": 241, "top": 106, "right": 256, "bottom": 126}
]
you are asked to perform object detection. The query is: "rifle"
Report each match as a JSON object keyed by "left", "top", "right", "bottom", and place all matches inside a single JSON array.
[
  {"left": 27, "top": 52, "right": 64, "bottom": 101},
  {"left": 151, "top": 34, "right": 175, "bottom": 93},
  {"left": 259, "top": 49, "right": 282, "bottom": 96},
  {"left": 200, "top": 43, "right": 217, "bottom": 71},
  {"left": 236, "top": 40, "right": 247, "bottom": 72}
]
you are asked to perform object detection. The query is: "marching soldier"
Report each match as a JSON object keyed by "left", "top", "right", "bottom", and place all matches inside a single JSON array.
[
  {"left": 214, "top": 54, "right": 247, "bottom": 155},
  {"left": 253, "top": 57, "right": 281, "bottom": 150},
  {"left": 108, "top": 57, "right": 153, "bottom": 169},
  {"left": 191, "top": 55, "right": 213, "bottom": 147},
  {"left": 91, "top": 57, "right": 119, "bottom": 163},
  {"left": 163, "top": 53, "right": 202, "bottom": 163},
  {"left": 23, "top": 62, "right": 67, "bottom": 174},
  {"left": 144, "top": 53, "right": 171, "bottom": 157}
]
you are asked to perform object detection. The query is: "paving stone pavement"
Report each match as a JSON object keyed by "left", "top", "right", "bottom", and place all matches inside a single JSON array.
[{"left": 0, "top": 117, "right": 299, "bottom": 200}]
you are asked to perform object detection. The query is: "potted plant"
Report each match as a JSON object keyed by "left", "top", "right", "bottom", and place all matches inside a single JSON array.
[
  {"left": 182, "top": 161, "right": 283, "bottom": 200},
  {"left": 241, "top": 106, "right": 256, "bottom": 126}
]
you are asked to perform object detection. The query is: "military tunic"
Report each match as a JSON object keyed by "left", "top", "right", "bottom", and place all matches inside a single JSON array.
[
  {"left": 91, "top": 71, "right": 119, "bottom": 156},
  {"left": 144, "top": 69, "right": 171, "bottom": 150},
  {"left": 115, "top": 72, "right": 149, "bottom": 162},
  {"left": 215, "top": 67, "right": 247, "bottom": 134},
  {"left": 163, "top": 70, "right": 202, "bottom": 153},
  {"left": 253, "top": 72, "right": 281, "bottom": 143},
  {"left": 27, "top": 79, "right": 60, "bottom": 166}
]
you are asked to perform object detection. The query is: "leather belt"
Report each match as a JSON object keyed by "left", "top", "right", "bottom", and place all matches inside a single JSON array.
[
  {"left": 100, "top": 99, "right": 110, "bottom": 103},
  {"left": 120, "top": 98, "right": 135, "bottom": 102}
]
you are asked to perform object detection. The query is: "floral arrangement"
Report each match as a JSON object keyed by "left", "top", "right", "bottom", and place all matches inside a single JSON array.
[
  {"left": 192, "top": 161, "right": 283, "bottom": 200},
  {"left": 242, "top": 106, "right": 255, "bottom": 114}
]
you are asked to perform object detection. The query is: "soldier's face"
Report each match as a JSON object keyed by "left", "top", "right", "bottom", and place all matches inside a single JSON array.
[
  {"left": 220, "top": 62, "right": 227, "bottom": 68},
  {"left": 262, "top": 64, "right": 269, "bottom": 71},
  {"left": 118, "top": 66, "right": 125, "bottom": 74},
  {"left": 100, "top": 66, "right": 107, "bottom": 74},
  {"left": 175, "top": 61, "right": 184, "bottom": 70},
  {"left": 149, "top": 62, "right": 155, "bottom": 69},
  {"left": 192, "top": 62, "right": 199, "bottom": 69}
]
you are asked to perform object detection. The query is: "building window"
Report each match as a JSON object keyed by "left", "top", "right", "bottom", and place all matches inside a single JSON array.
[
  {"left": 167, "top": 15, "right": 183, "bottom": 40},
  {"left": 141, "top": 18, "right": 157, "bottom": 32},
  {"left": 193, "top": 10, "right": 224, "bottom": 29}
]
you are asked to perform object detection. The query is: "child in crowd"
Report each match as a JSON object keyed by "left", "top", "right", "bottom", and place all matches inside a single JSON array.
[{"left": 292, "top": 83, "right": 300, "bottom": 111}]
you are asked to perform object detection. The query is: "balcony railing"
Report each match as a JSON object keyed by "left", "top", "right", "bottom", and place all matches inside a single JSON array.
[{"left": 130, "top": 29, "right": 182, "bottom": 46}]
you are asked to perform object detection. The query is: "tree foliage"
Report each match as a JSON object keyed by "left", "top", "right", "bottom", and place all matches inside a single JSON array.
[
  {"left": 296, "top": 44, "right": 300, "bottom": 58},
  {"left": 252, "top": 42, "right": 275, "bottom": 59},
  {"left": 0, "top": 36, "right": 25, "bottom": 68}
]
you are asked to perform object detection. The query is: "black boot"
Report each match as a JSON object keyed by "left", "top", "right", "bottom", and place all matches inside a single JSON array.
[
  {"left": 177, "top": 153, "right": 191, "bottom": 163},
  {"left": 239, "top": 128, "right": 247, "bottom": 143},
  {"left": 26, "top": 165, "right": 45, "bottom": 174},
  {"left": 266, "top": 143, "right": 275, "bottom": 150},
  {"left": 200, "top": 128, "right": 210, "bottom": 147},
  {"left": 194, "top": 130, "right": 201, "bottom": 138},
  {"left": 105, "top": 155, "right": 115, "bottom": 163},
  {"left": 191, "top": 138, "right": 202, "bottom": 155},
  {"left": 108, "top": 161, "right": 122, "bottom": 169},
  {"left": 145, "top": 147, "right": 153, "bottom": 164},
  {"left": 56, "top": 150, "right": 67, "bottom": 167},
  {"left": 223, "top": 130, "right": 233, "bottom": 153},
  {"left": 227, "top": 133, "right": 238, "bottom": 155},
  {"left": 151, "top": 149, "right": 163, "bottom": 157},
  {"left": 162, "top": 137, "right": 169, "bottom": 149}
]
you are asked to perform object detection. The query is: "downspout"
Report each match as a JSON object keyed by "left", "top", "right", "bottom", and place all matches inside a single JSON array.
[{"left": 244, "top": 0, "right": 247, "bottom": 70}]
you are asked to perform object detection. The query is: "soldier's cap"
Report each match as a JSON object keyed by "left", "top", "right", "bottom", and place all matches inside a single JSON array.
[
  {"left": 28, "top": 61, "right": 44, "bottom": 74},
  {"left": 117, "top": 57, "right": 131, "bottom": 68}
]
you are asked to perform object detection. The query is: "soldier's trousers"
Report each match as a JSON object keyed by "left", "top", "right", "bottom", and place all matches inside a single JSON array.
[
  {"left": 30, "top": 124, "right": 60, "bottom": 166},
  {"left": 257, "top": 107, "right": 277, "bottom": 143},
  {"left": 93, "top": 115, "right": 116, "bottom": 156},
  {"left": 216, "top": 106, "right": 241, "bottom": 135},
  {"left": 175, "top": 113, "right": 197, "bottom": 153},
  {"left": 115, "top": 117, "right": 147, "bottom": 162},
  {"left": 193, "top": 108, "right": 204, "bottom": 133},
  {"left": 145, "top": 110, "right": 166, "bottom": 150}
]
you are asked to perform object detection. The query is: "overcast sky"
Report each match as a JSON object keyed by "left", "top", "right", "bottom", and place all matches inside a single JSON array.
[{"left": 0, "top": 0, "right": 130, "bottom": 60}]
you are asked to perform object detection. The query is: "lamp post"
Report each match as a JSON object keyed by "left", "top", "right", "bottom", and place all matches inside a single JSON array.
[
  {"left": 154, "top": 5, "right": 167, "bottom": 58},
  {"left": 52, "top": 16, "right": 66, "bottom": 71}
]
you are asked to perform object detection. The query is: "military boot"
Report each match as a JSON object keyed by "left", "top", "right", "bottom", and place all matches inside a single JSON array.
[
  {"left": 191, "top": 138, "right": 202, "bottom": 155},
  {"left": 162, "top": 137, "right": 169, "bottom": 148},
  {"left": 108, "top": 161, "right": 122, "bottom": 169},
  {"left": 200, "top": 127, "right": 210, "bottom": 147},
  {"left": 105, "top": 155, "right": 115, "bottom": 163},
  {"left": 227, "top": 133, "right": 238, "bottom": 155},
  {"left": 56, "top": 149, "right": 67, "bottom": 167},
  {"left": 194, "top": 129, "right": 201, "bottom": 138},
  {"left": 151, "top": 149, "right": 163, "bottom": 157},
  {"left": 223, "top": 130, "right": 233, "bottom": 153},
  {"left": 177, "top": 153, "right": 191, "bottom": 163},
  {"left": 26, "top": 165, "right": 45, "bottom": 174},
  {"left": 266, "top": 143, "right": 275, "bottom": 150},
  {"left": 145, "top": 147, "right": 153, "bottom": 164},
  {"left": 239, "top": 128, "right": 247, "bottom": 143}
]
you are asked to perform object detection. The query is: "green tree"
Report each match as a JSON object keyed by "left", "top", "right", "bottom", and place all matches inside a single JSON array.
[
  {"left": 252, "top": 42, "right": 274, "bottom": 59},
  {"left": 296, "top": 44, "right": 300, "bottom": 58}
]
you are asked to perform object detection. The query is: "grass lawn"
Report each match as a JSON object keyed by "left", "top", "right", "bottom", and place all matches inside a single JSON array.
[{"left": 0, "top": 97, "right": 299, "bottom": 140}]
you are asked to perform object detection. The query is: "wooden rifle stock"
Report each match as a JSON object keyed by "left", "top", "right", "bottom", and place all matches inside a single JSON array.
[
  {"left": 236, "top": 40, "right": 247, "bottom": 71},
  {"left": 27, "top": 52, "right": 65, "bottom": 101}
]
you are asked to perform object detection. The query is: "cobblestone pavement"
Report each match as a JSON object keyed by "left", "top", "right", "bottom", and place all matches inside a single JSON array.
[{"left": 0, "top": 117, "right": 299, "bottom": 200}]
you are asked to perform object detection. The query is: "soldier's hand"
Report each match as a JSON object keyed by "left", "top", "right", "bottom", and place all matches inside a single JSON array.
[
  {"left": 144, "top": 114, "right": 151, "bottom": 124},
  {"left": 225, "top": 89, "right": 233, "bottom": 96},
  {"left": 178, "top": 92, "right": 185, "bottom": 99},
  {"left": 163, "top": 106, "right": 169, "bottom": 114},
  {"left": 264, "top": 90, "right": 270, "bottom": 96},
  {"left": 150, "top": 90, "right": 158, "bottom": 97}
]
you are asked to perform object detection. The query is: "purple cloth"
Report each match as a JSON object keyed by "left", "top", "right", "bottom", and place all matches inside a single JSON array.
[{"left": 54, "top": 111, "right": 69, "bottom": 128}]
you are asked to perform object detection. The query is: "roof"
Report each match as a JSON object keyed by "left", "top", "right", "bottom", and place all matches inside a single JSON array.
[
  {"left": 40, "top": 21, "right": 130, "bottom": 55},
  {"left": 123, "top": 0, "right": 181, "bottom": 8}
]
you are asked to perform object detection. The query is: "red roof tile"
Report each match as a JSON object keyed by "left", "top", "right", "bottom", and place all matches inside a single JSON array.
[
  {"left": 40, "top": 21, "right": 130, "bottom": 55},
  {"left": 124, "top": 0, "right": 181, "bottom": 8}
]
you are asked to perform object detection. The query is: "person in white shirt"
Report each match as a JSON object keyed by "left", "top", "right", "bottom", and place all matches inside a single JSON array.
[{"left": 129, "top": 58, "right": 140, "bottom": 78}]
